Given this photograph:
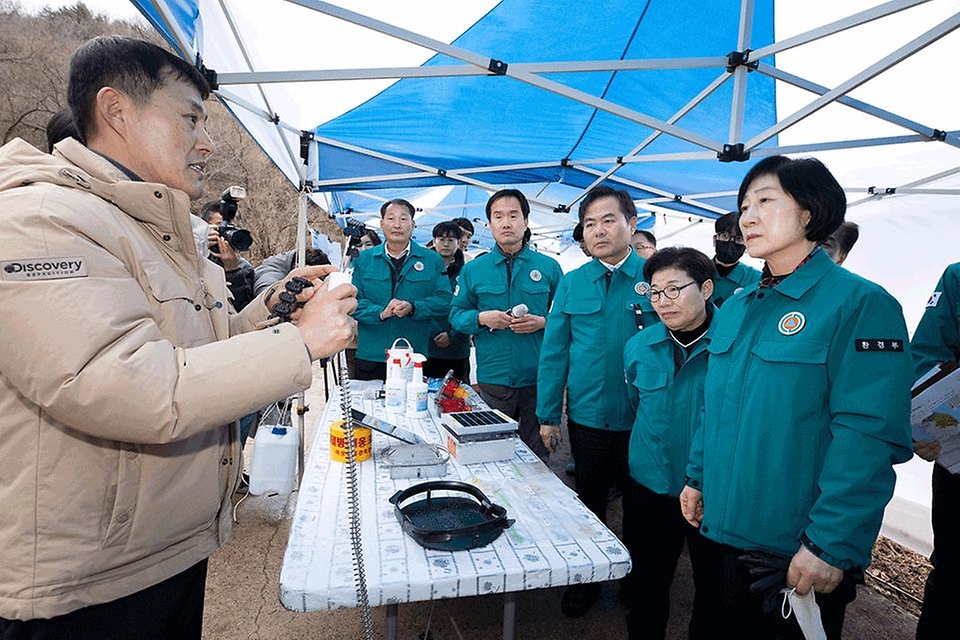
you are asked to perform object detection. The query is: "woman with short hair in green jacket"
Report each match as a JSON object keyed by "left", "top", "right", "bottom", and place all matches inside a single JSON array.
[
  {"left": 622, "top": 247, "right": 719, "bottom": 640},
  {"left": 679, "top": 156, "right": 913, "bottom": 639}
]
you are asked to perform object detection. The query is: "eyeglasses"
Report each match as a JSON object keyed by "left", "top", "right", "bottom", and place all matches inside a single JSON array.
[
  {"left": 648, "top": 281, "right": 697, "bottom": 303},
  {"left": 715, "top": 232, "right": 746, "bottom": 245}
]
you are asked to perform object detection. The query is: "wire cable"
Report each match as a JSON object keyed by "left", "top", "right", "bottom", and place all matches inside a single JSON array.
[{"left": 339, "top": 349, "right": 374, "bottom": 639}]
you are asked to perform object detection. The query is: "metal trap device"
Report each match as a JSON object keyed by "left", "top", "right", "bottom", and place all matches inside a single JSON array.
[
  {"left": 351, "top": 409, "right": 448, "bottom": 479},
  {"left": 389, "top": 480, "right": 513, "bottom": 551}
]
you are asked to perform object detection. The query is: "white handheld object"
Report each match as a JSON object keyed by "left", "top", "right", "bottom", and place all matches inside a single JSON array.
[
  {"left": 506, "top": 303, "right": 528, "bottom": 318},
  {"left": 325, "top": 270, "right": 352, "bottom": 289}
]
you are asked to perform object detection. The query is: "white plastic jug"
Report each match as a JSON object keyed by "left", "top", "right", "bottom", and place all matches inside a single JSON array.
[
  {"left": 386, "top": 337, "right": 415, "bottom": 382},
  {"left": 248, "top": 425, "right": 299, "bottom": 496}
]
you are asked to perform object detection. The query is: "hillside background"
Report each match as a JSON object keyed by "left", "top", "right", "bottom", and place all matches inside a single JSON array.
[{"left": 0, "top": 0, "right": 344, "bottom": 264}]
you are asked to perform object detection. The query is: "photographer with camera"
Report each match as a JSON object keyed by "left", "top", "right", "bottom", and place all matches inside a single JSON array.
[{"left": 201, "top": 186, "right": 256, "bottom": 310}]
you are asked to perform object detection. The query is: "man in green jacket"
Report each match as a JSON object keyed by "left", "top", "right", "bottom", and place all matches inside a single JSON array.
[
  {"left": 711, "top": 211, "right": 760, "bottom": 307},
  {"left": 450, "top": 189, "right": 562, "bottom": 459},
  {"left": 537, "top": 185, "right": 655, "bottom": 617},
  {"left": 352, "top": 199, "right": 451, "bottom": 380},
  {"left": 911, "top": 262, "right": 960, "bottom": 639}
]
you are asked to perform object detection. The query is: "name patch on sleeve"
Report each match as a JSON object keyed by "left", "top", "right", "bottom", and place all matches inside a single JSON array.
[
  {"left": 855, "top": 339, "right": 903, "bottom": 352},
  {"left": 1, "top": 257, "right": 88, "bottom": 281}
]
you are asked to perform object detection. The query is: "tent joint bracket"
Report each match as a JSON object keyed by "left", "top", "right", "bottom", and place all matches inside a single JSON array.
[
  {"left": 725, "top": 49, "right": 757, "bottom": 73},
  {"left": 717, "top": 143, "right": 750, "bottom": 163},
  {"left": 488, "top": 58, "right": 508, "bottom": 75},
  {"left": 931, "top": 129, "right": 947, "bottom": 142},
  {"left": 299, "top": 131, "right": 315, "bottom": 162}
]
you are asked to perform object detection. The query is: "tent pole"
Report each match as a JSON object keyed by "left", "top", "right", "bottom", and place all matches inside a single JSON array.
[{"left": 748, "top": 12, "right": 960, "bottom": 149}]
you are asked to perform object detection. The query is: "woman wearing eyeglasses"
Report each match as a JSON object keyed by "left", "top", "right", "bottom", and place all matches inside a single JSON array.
[
  {"left": 621, "top": 247, "right": 720, "bottom": 640},
  {"left": 679, "top": 156, "right": 913, "bottom": 639}
]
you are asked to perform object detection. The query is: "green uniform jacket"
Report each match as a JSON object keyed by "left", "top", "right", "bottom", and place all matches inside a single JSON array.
[
  {"left": 352, "top": 243, "right": 451, "bottom": 361},
  {"left": 911, "top": 262, "right": 960, "bottom": 380},
  {"left": 687, "top": 249, "right": 913, "bottom": 570},
  {"left": 449, "top": 246, "right": 562, "bottom": 387},
  {"left": 428, "top": 265, "right": 471, "bottom": 361},
  {"left": 537, "top": 251, "right": 655, "bottom": 429},
  {"left": 712, "top": 261, "right": 761, "bottom": 308},
  {"left": 625, "top": 318, "right": 713, "bottom": 497}
]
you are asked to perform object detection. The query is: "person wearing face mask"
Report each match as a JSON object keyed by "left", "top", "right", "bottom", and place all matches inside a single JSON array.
[
  {"left": 679, "top": 156, "right": 912, "bottom": 639},
  {"left": 711, "top": 211, "right": 761, "bottom": 308}
]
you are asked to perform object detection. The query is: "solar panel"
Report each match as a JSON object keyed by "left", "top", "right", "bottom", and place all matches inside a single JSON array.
[{"left": 440, "top": 409, "right": 518, "bottom": 440}]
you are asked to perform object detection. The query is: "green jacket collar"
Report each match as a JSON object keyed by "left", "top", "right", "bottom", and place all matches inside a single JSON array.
[
  {"left": 645, "top": 305, "right": 716, "bottom": 353},
  {"left": 585, "top": 249, "right": 644, "bottom": 283},
  {"left": 491, "top": 243, "right": 533, "bottom": 264},
  {"left": 767, "top": 247, "right": 834, "bottom": 301},
  {"left": 375, "top": 241, "right": 429, "bottom": 276}
]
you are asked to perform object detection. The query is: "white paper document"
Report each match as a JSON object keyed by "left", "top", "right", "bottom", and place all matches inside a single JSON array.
[{"left": 911, "top": 362, "right": 960, "bottom": 473}]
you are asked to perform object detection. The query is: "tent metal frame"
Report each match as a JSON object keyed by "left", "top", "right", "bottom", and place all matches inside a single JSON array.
[{"left": 140, "top": 0, "right": 960, "bottom": 223}]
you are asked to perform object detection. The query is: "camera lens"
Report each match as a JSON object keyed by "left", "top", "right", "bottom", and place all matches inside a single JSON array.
[{"left": 223, "top": 227, "right": 253, "bottom": 251}]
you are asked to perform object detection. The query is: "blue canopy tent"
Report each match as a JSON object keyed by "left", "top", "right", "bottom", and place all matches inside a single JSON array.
[
  {"left": 127, "top": 0, "right": 960, "bottom": 253},
  {"left": 127, "top": 0, "right": 960, "bottom": 566}
]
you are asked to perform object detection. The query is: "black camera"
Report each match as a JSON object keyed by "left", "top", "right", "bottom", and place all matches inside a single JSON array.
[
  {"left": 344, "top": 218, "right": 368, "bottom": 259},
  {"left": 216, "top": 186, "right": 253, "bottom": 251},
  {"left": 217, "top": 222, "right": 253, "bottom": 251}
]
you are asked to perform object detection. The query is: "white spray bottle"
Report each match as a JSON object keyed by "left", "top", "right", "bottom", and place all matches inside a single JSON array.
[
  {"left": 385, "top": 357, "right": 406, "bottom": 412},
  {"left": 405, "top": 354, "right": 429, "bottom": 418}
]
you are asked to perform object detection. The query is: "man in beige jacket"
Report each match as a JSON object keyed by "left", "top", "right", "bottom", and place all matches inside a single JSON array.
[{"left": 0, "top": 36, "right": 356, "bottom": 638}]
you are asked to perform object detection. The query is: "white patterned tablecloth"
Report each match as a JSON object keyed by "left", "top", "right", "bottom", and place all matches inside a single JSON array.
[{"left": 280, "top": 388, "right": 632, "bottom": 611}]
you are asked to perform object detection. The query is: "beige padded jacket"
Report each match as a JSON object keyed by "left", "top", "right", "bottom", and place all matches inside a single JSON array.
[{"left": 0, "top": 138, "right": 313, "bottom": 619}]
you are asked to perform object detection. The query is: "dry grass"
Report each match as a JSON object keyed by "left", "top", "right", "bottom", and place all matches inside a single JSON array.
[{"left": 866, "top": 536, "right": 931, "bottom": 617}]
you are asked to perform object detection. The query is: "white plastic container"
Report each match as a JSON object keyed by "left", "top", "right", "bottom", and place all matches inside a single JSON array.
[
  {"left": 324, "top": 270, "right": 353, "bottom": 290},
  {"left": 385, "top": 358, "right": 406, "bottom": 412},
  {"left": 405, "top": 359, "right": 429, "bottom": 418},
  {"left": 248, "top": 424, "right": 299, "bottom": 496},
  {"left": 386, "top": 337, "right": 415, "bottom": 382}
]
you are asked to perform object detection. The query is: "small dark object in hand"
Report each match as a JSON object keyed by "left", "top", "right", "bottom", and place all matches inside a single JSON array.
[{"left": 270, "top": 276, "right": 314, "bottom": 323}]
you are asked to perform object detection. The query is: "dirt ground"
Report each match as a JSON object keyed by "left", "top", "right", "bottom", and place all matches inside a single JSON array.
[{"left": 202, "top": 361, "right": 925, "bottom": 639}]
